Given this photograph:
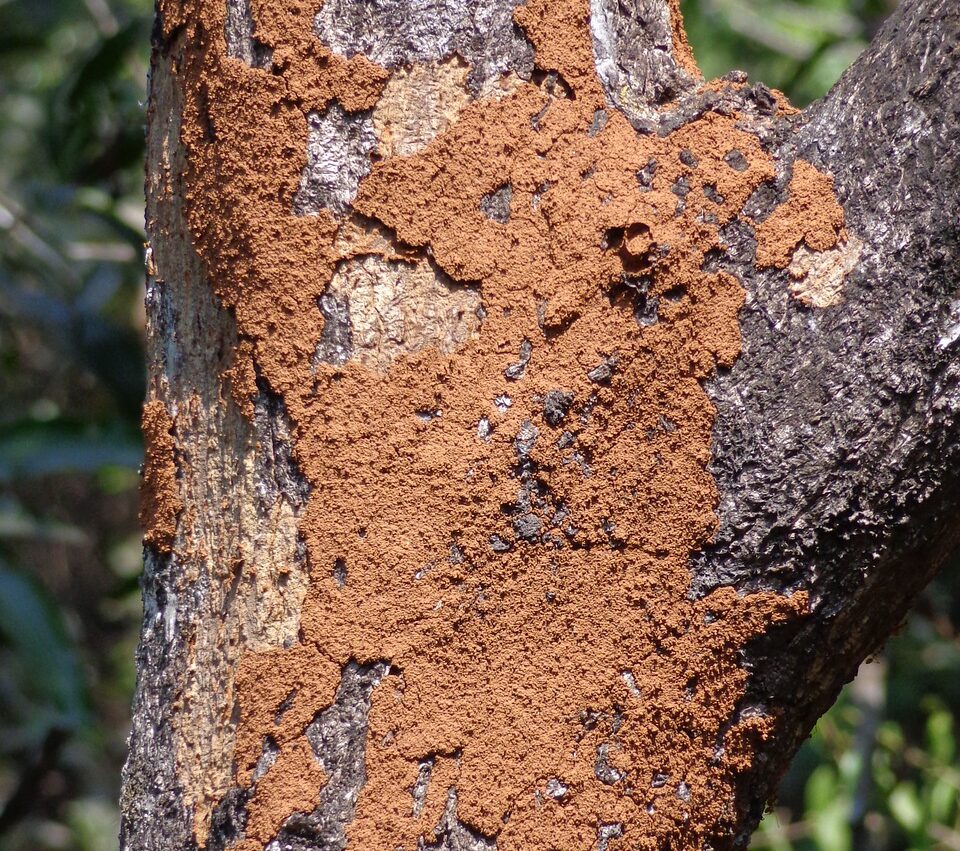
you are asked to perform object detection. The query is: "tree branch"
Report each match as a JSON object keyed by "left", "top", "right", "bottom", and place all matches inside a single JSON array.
[{"left": 693, "top": 0, "right": 960, "bottom": 832}]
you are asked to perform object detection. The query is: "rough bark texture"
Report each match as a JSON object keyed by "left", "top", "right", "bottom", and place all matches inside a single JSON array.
[
  {"left": 693, "top": 0, "right": 960, "bottom": 833},
  {"left": 123, "top": 1, "right": 959, "bottom": 849},
  {"left": 123, "top": 36, "right": 312, "bottom": 848}
]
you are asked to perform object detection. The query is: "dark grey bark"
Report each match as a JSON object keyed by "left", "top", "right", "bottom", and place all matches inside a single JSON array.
[
  {"left": 692, "top": 0, "right": 960, "bottom": 834},
  {"left": 124, "top": 0, "right": 960, "bottom": 848}
]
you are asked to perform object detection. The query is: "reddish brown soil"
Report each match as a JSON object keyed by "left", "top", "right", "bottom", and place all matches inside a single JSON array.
[
  {"left": 142, "top": 0, "right": 848, "bottom": 847},
  {"left": 757, "top": 160, "right": 847, "bottom": 268},
  {"left": 140, "top": 399, "right": 181, "bottom": 552}
]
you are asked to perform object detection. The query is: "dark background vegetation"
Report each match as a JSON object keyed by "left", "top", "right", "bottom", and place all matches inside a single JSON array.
[{"left": 1, "top": 0, "right": 957, "bottom": 849}]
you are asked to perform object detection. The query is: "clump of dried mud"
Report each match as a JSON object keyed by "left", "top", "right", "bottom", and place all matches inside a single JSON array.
[{"left": 144, "top": 0, "right": 848, "bottom": 847}]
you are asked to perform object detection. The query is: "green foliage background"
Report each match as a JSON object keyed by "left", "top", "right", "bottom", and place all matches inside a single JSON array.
[{"left": 1, "top": 1, "right": 957, "bottom": 849}]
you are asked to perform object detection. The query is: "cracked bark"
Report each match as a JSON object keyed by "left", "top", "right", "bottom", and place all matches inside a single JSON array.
[{"left": 124, "top": 0, "right": 960, "bottom": 849}]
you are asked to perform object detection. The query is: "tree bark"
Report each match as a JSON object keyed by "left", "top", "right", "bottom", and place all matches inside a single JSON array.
[{"left": 123, "top": 1, "right": 960, "bottom": 850}]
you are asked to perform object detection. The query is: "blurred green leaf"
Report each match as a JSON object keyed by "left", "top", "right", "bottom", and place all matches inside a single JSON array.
[
  {"left": 1, "top": 279, "right": 147, "bottom": 418},
  {"left": 0, "top": 418, "right": 141, "bottom": 482},
  {"left": 46, "top": 19, "right": 147, "bottom": 183},
  {"left": 924, "top": 705, "right": 955, "bottom": 765},
  {"left": 753, "top": 811, "right": 794, "bottom": 851},
  {"left": 889, "top": 783, "right": 924, "bottom": 835},
  {"left": 0, "top": 563, "right": 90, "bottom": 741},
  {"left": 65, "top": 798, "right": 120, "bottom": 851},
  {"left": 683, "top": 0, "right": 895, "bottom": 106},
  {"left": 0, "top": 498, "right": 88, "bottom": 545},
  {"left": 806, "top": 765, "right": 852, "bottom": 851},
  {"left": 927, "top": 778, "right": 956, "bottom": 826}
]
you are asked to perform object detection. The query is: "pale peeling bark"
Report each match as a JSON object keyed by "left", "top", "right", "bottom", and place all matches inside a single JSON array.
[
  {"left": 124, "top": 35, "right": 311, "bottom": 848},
  {"left": 124, "top": 1, "right": 960, "bottom": 849}
]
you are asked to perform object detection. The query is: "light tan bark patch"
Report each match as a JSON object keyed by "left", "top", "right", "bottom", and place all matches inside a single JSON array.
[
  {"left": 324, "top": 253, "right": 483, "bottom": 371},
  {"left": 788, "top": 234, "right": 863, "bottom": 308},
  {"left": 333, "top": 216, "right": 417, "bottom": 262},
  {"left": 373, "top": 58, "right": 473, "bottom": 159}
]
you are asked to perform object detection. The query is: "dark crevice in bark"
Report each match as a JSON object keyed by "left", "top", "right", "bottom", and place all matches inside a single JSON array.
[
  {"left": 480, "top": 183, "right": 514, "bottom": 224},
  {"left": 252, "top": 373, "right": 311, "bottom": 518},
  {"left": 206, "top": 787, "right": 251, "bottom": 851},
  {"left": 419, "top": 788, "right": 498, "bottom": 851},
  {"left": 207, "top": 661, "right": 391, "bottom": 851},
  {"left": 265, "top": 661, "right": 389, "bottom": 851},
  {"left": 634, "top": 78, "right": 798, "bottom": 139}
]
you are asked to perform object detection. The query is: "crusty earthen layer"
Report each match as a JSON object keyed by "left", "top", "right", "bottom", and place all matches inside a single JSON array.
[{"left": 144, "top": 0, "right": 847, "bottom": 847}]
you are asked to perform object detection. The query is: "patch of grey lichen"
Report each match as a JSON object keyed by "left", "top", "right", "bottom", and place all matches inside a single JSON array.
[
  {"left": 589, "top": 0, "right": 698, "bottom": 125},
  {"left": 293, "top": 106, "right": 377, "bottom": 218},
  {"left": 314, "top": 0, "right": 535, "bottom": 92},
  {"left": 315, "top": 292, "right": 353, "bottom": 367},
  {"left": 224, "top": 0, "right": 272, "bottom": 68}
]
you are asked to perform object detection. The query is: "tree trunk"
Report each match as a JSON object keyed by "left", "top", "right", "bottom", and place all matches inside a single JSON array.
[{"left": 122, "top": 0, "right": 960, "bottom": 849}]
